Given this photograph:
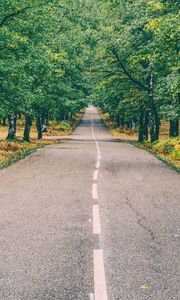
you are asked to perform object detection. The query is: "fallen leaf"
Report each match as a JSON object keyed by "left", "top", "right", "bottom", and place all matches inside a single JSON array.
[{"left": 140, "top": 283, "right": 149, "bottom": 289}]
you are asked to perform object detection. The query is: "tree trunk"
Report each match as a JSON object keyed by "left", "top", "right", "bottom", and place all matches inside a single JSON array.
[
  {"left": 116, "top": 115, "right": 120, "bottom": 127},
  {"left": 154, "top": 108, "right": 160, "bottom": 141},
  {"left": 118, "top": 115, "right": 121, "bottom": 128},
  {"left": 64, "top": 113, "right": 68, "bottom": 120},
  {"left": 56, "top": 116, "right": 60, "bottom": 122},
  {"left": 149, "top": 111, "right": 155, "bottom": 142},
  {"left": 36, "top": 115, "right": 42, "bottom": 140},
  {"left": 170, "top": 119, "right": 179, "bottom": 137},
  {"left": 45, "top": 111, "right": 49, "bottom": 125},
  {"left": 6, "top": 114, "right": 16, "bottom": 140},
  {"left": 14, "top": 114, "right": 17, "bottom": 134},
  {"left": 42, "top": 112, "right": 48, "bottom": 132},
  {"left": 138, "top": 107, "right": 144, "bottom": 142},
  {"left": 69, "top": 112, "right": 73, "bottom": 123},
  {"left": 131, "top": 119, "right": 136, "bottom": 132},
  {"left": 41, "top": 112, "right": 45, "bottom": 127},
  {"left": 147, "top": 67, "right": 156, "bottom": 143},
  {"left": 23, "top": 115, "right": 32, "bottom": 142},
  {"left": 49, "top": 113, "right": 53, "bottom": 121},
  {"left": 120, "top": 114, "right": 125, "bottom": 129},
  {"left": 143, "top": 110, "right": 149, "bottom": 140},
  {"left": 3, "top": 117, "right": 6, "bottom": 126}
]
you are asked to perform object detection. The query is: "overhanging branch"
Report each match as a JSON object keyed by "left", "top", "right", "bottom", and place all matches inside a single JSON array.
[
  {"left": 0, "top": 7, "right": 30, "bottom": 27},
  {"left": 111, "top": 47, "right": 148, "bottom": 91}
]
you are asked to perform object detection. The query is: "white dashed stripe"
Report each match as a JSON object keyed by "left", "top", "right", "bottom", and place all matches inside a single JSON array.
[
  {"left": 93, "top": 170, "right": 99, "bottom": 181},
  {"left": 91, "top": 107, "right": 108, "bottom": 300},
  {"left": 92, "top": 183, "right": 98, "bottom": 200},
  {"left": 94, "top": 249, "right": 108, "bottom": 300},
  {"left": 93, "top": 205, "right": 101, "bottom": 234}
]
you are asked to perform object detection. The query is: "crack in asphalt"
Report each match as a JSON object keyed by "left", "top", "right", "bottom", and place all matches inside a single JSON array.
[
  {"left": 125, "top": 197, "right": 178, "bottom": 297},
  {"left": 125, "top": 197, "right": 157, "bottom": 243}
]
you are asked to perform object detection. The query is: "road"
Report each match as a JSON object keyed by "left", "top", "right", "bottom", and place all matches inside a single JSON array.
[{"left": 0, "top": 106, "right": 179, "bottom": 300}]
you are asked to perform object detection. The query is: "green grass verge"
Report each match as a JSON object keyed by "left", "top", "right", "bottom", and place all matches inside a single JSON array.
[
  {"left": 0, "top": 147, "right": 38, "bottom": 170},
  {"left": 135, "top": 143, "right": 180, "bottom": 173},
  {"left": 0, "top": 141, "right": 60, "bottom": 170}
]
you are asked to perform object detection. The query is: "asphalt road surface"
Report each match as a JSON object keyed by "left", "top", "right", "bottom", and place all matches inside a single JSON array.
[{"left": 0, "top": 106, "right": 179, "bottom": 300}]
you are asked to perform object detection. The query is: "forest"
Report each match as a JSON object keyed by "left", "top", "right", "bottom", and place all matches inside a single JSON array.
[{"left": 0, "top": 0, "right": 179, "bottom": 143}]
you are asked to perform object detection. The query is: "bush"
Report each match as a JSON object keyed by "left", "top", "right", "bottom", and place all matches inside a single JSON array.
[
  {"left": 49, "top": 120, "right": 59, "bottom": 126},
  {"left": 151, "top": 139, "right": 178, "bottom": 154},
  {"left": 163, "top": 143, "right": 174, "bottom": 154},
  {"left": 175, "top": 144, "right": 180, "bottom": 151},
  {"left": 58, "top": 121, "right": 71, "bottom": 131},
  {"left": 171, "top": 150, "right": 180, "bottom": 161},
  {"left": 102, "top": 113, "right": 110, "bottom": 120}
]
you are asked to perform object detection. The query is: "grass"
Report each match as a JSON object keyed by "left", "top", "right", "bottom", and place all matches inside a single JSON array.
[
  {"left": 101, "top": 113, "right": 138, "bottom": 141},
  {"left": 0, "top": 110, "right": 84, "bottom": 169},
  {"left": 0, "top": 140, "right": 59, "bottom": 170},
  {"left": 136, "top": 138, "right": 180, "bottom": 172},
  {"left": 101, "top": 112, "right": 180, "bottom": 172},
  {"left": 43, "top": 111, "right": 84, "bottom": 137}
]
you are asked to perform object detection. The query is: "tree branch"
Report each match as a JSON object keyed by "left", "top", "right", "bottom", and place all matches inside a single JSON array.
[
  {"left": 0, "top": 7, "right": 30, "bottom": 27},
  {"left": 111, "top": 47, "right": 148, "bottom": 91}
]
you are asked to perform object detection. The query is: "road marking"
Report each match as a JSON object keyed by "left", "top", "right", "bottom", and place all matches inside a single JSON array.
[
  {"left": 96, "top": 161, "right": 100, "bottom": 169},
  {"left": 94, "top": 249, "right": 108, "bottom": 300},
  {"left": 93, "top": 205, "right": 101, "bottom": 234},
  {"left": 89, "top": 293, "right": 95, "bottom": 300},
  {"left": 93, "top": 170, "right": 99, "bottom": 181},
  {"left": 91, "top": 109, "right": 108, "bottom": 299},
  {"left": 92, "top": 183, "right": 98, "bottom": 200}
]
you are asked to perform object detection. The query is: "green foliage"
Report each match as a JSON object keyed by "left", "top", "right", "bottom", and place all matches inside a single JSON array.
[
  {"left": 58, "top": 121, "right": 71, "bottom": 132},
  {"left": 171, "top": 149, "right": 180, "bottom": 161},
  {"left": 0, "top": 0, "right": 90, "bottom": 129},
  {"left": 163, "top": 144, "right": 174, "bottom": 154},
  {"left": 0, "top": 0, "right": 179, "bottom": 141},
  {"left": 87, "top": 0, "right": 179, "bottom": 139},
  {"left": 137, "top": 137, "right": 180, "bottom": 170}
]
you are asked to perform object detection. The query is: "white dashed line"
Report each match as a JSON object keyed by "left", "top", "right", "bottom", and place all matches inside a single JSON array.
[
  {"left": 93, "top": 170, "right": 99, "bottom": 181},
  {"left": 93, "top": 205, "right": 101, "bottom": 234},
  {"left": 92, "top": 183, "right": 98, "bottom": 200},
  {"left": 96, "top": 161, "right": 100, "bottom": 169},
  {"left": 97, "top": 153, "right": 101, "bottom": 160},
  {"left": 91, "top": 107, "right": 108, "bottom": 300},
  {"left": 94, "top": 249, "right": 108, "bottom": 300},
  {"left": 89, "top": 293, "right": 95, "bottom": 300}
]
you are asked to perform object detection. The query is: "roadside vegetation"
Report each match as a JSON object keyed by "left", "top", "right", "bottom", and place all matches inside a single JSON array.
[
  {"left": 101, "top": 112, "right": 180, "bottom": 171},
  {"left": 137, "top": 138, "right": 180, "bottom": 171},
  {"left": 1, "top": 1, "right": 89, "bottom": 143},
  {"left": 0, "top": 140, "right": 52, "bottom": 169},
  {"left": 91, "top": 0, "right": 179, "bottom": 171},
  {"left": 91, "top": 1, "right": 179, "bottom": 143},
  {"left": 0, "top": 111, "right": 83, "bottom": 169}
]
